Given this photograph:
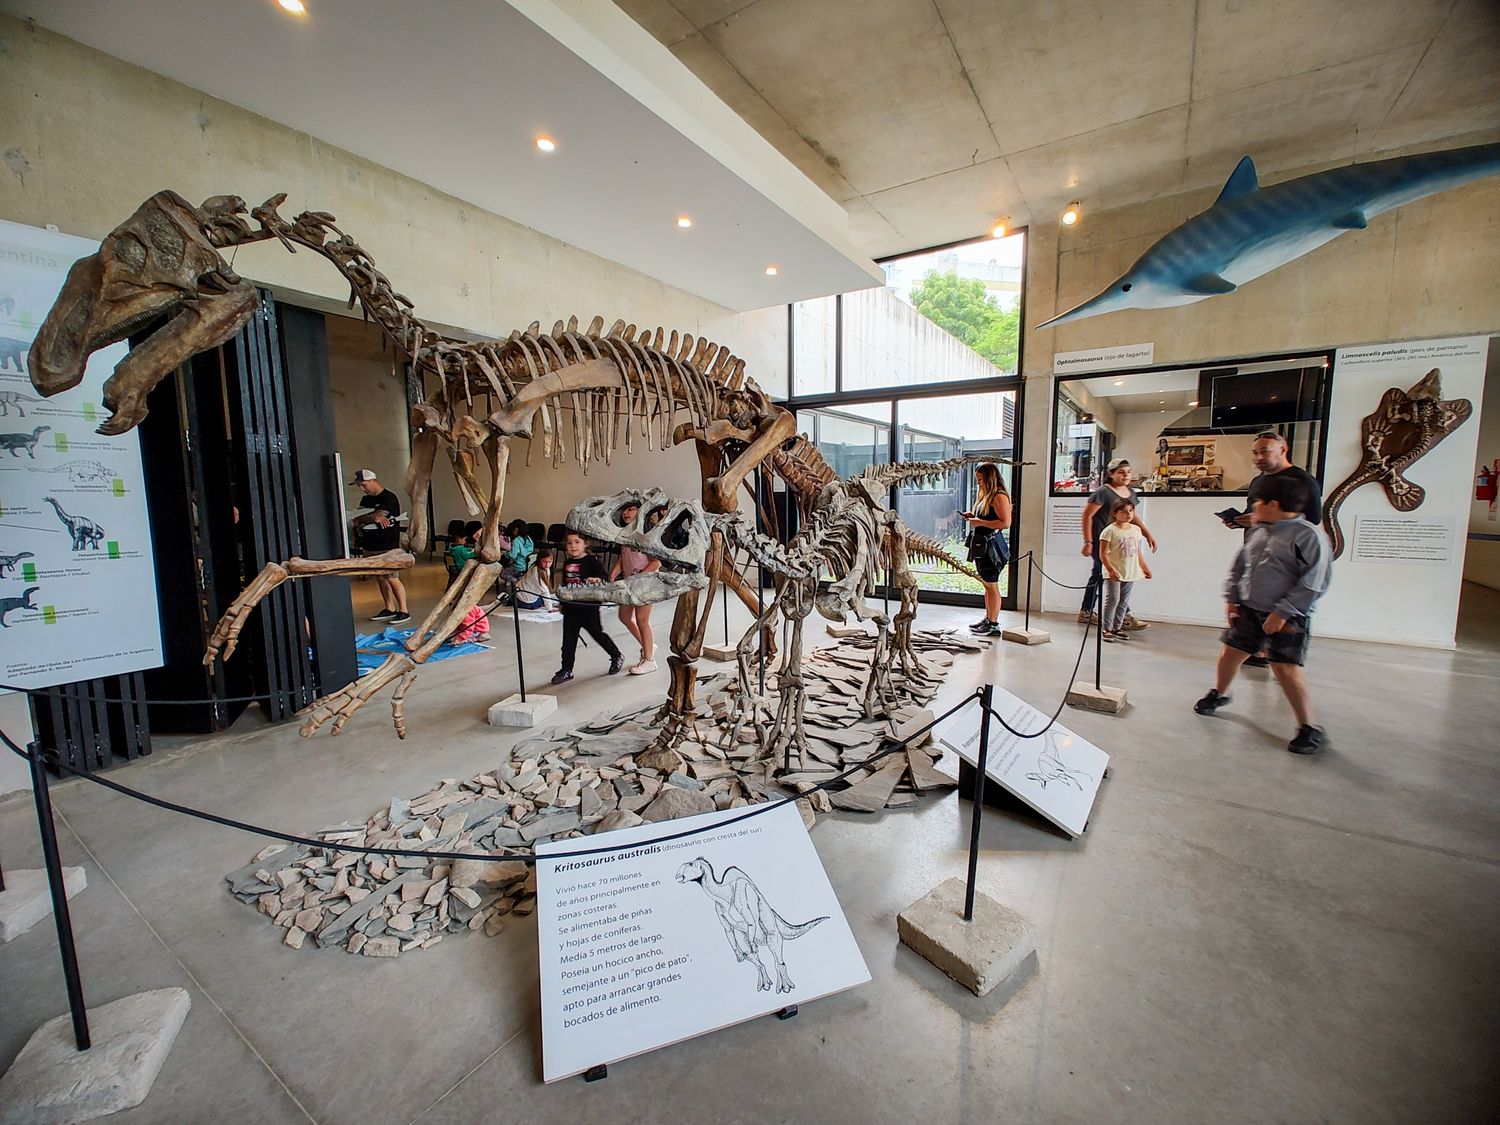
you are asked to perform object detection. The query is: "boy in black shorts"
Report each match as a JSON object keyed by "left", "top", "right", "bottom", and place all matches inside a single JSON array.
[{"left": 1194, "top": 472, "right": 1331, "bottom": 754}]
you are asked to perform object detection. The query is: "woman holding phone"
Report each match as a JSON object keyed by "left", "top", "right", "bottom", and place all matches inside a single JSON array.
[{"left": 963, "top": 462, "right": 1013, "bottom": 636}]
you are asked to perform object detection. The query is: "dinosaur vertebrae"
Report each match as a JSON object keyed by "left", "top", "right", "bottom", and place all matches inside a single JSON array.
[{"left": 215, "top": 195, "right": 753, "bottom": 470}]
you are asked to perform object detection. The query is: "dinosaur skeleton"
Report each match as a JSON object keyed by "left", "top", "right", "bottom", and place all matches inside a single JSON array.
[
  {"left": 562, "top": 453, "right": 1016, "bottom": 766},
  {"left": 1322, "top": 368, "right": 1471, "bottom": 558},
  {"left": 31, "top": 189, "right": 990, "bottom": 743}
]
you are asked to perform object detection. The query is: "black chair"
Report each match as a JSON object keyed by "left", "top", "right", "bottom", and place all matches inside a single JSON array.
[
  {"left": 526, "top": 522, "right": 546, "bottom": 545},
  {"left": 431, "top": 518, "right": 465, "bottom": 560},
  {"left": 546, "top": 522, "right": 569, "bottom": 545}
]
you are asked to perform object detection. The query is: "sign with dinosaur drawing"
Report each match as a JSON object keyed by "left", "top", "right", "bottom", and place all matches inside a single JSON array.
[
  {"left": 938, "top": 685, "right": 1109, "bottom": 837},
  {"left": 534, "top": 802, "right": 869, "bottom": 1082},
  {"left": 0, "top": 219, "right": 162, "bottom": 688}
]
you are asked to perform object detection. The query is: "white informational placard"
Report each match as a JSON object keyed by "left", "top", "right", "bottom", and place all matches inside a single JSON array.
[
  {"left": 1316, "top": 336, "right": 1488, "bottom": 647},
  {"left": 0, "top": 219, "right": 163, "bottom": 688},
  {"left": 534, "top": 802, "right": 870, "bottom": 1082},
  {"left": 1052, "top": 342, "right": 1154, "bottom": 374},
  {"left": 937, "top": 685, "right": 1109, "bottom": 837}
]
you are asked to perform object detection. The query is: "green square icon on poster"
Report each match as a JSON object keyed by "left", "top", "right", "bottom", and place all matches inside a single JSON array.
[
  {"left": 22, "top": 562, "right": 37, "bottom": 583},
  {"left": 53, "top": 432, "right": 69, "bottom": 452},
  {"left": 43, "top": 606, "right": 57, "bottom": 625},
  {"left": 112, "top": 479, "right": 125, "bottom": 496},
  {"left": 107, "top": 540, "right": 120, "bottom": 559},
  {"left": 83, "top": 403, "right": 97, "bottom": 423}
]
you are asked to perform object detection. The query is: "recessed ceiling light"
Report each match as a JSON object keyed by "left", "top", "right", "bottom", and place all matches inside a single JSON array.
[
  {"left": 990, "top": 217, "right": 1010, "bottom": 239},
  {"left": 1188, "top": 399, "right": 1200, "bottom": 407},
  {"left": 1113, "top": 379, "right": 1125, "bottom": 386},
  {"left": 277, "top": 0, "right": 307, "bottom": 12},
  {"left": 764, "top": 265, "right": 780, "bottom": 276},
  {"left": 676, "top": 216, "right": 693, "bottom": 229},
  {"left": 1061, "top": 201, "right": 1081, "bottom": 226},
  {"left": 534, "top": 136, "right": 556, "bottom": 153}
]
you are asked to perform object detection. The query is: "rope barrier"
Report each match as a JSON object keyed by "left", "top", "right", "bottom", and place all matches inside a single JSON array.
[{"left": 0, "top": 690, "right": 982, "bottom": 867}]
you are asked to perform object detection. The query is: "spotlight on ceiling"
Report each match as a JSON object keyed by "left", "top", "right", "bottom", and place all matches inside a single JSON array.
[
  {"left": 676, "top": 216, "right": 693, "bottom": 229},
  {"left": 764, "top": 265, "right": 780, "bottom": 276},
  {"left": 277, "top": 0, "right": 307, "bottom": 13},
  {"left": 1112, "top": 379, "right": 1125, "bottom": 386},
  {"left": 1061, "top": 201, "right": 1081, "bottom": 226},
  {"left": 1188, "top": 399, "right": 1200, "bottom": 407},
  {"left": 534, "top": 136, "right": 556, "bottom": 154},
  {"left": 990, "top": 217, "right": 1010, "bottom": 239}
]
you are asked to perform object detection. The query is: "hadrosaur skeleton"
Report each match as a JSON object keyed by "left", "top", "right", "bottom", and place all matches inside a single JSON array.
[
  {"left": 1322, "top": 368, "right": 1471, "bottom": 558},
  {"left": 31, "top": 190, "right": 984, "bottom": 742}
]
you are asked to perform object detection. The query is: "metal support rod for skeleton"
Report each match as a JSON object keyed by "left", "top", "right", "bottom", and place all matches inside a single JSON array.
[
  {"left": 509, "top": 577, "right": 526, "bottom": 703},
  {"left": 963, "top": 684, "right": 996, "bottom": 923},
  {"left": 29, "top": 742, "right": 91, "bottom": 1050}
]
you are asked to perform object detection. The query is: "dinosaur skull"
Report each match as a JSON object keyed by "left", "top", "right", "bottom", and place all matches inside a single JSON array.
[
  {"left": 30, "top": 191, "right": 258, "bottom": 435},
  {"left": 559, "top": 487, "right": 712, "bottom": 606}
]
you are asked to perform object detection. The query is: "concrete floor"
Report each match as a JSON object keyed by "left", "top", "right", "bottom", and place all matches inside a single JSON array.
[{"left": 2, "top": 567, "right": 1498, "bottom": 1123}]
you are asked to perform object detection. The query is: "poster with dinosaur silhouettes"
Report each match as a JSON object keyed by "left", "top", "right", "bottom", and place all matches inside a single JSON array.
[
  {"left": 0, "top": 219, "right": 162, "bottom": 688},
  {"left": 534, "top": 801, "right": 869, "bottom": 1082}
]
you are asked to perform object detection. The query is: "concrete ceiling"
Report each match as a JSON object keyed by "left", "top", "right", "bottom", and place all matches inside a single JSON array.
[
  {"left": 1, "top": 0, "right": 884, "bottom": 310},
  {"left": 616, "top": 0, "right": 1500, "bottom": 258}
]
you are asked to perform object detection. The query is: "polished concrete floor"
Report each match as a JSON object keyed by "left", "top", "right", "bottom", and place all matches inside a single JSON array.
[{"left": 2, "top": 567, "right": 1497, "bottom": 1123}]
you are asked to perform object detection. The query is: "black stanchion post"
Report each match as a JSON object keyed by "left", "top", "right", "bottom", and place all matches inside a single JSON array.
[
  {"left": 28, "top": 741, "right": 90, "bottom": 1051},
  {"left": 509, "top": 579, "right": 527, "bottom": 704},
  {"left": 1093, "top": 578, "right": 1103, "bottom": 691},
  {"left": 722, "top": 569, "right": 729, "bottom": 646},
  {"left": 1024, "top": 551, "right": 1034, "bottom": 632},
  {"left": 963, "top": 684, "right": 995, "bottom": 923},
  {"left": 756, "top": 468, "right": 766, "bottom": 699}
]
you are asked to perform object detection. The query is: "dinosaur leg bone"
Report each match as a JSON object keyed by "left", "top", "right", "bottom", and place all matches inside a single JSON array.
[
  {"left": 204, "top": 550, "right": 415, "bottom": 667},
  {"left": 299, "top": 559, "right": 503, "bottom": 738}
]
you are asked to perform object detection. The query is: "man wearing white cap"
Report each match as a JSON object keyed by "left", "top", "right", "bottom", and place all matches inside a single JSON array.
[{"left": 350, "top": 469, "right": 410, "bottom": 625}]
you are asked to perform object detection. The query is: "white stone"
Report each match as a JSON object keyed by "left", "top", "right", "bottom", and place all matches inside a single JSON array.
[
  {"left": 1065, "top": 681, "right": 1128, "bottom": 714},
  {"left": 0, "top": 987, "right": 190, "bottom": 1124},
  {"left": 487, "top": 694, "right": 558, "bottom": 727},
  {"left": 897, "top": 877, "right": 1036, "bottom": 998},
  {"left": 701, "top": 644, "right": 737, "bottom": 663},
  {"left": 1002, "top": 627, "right": 1051, "bottom": 645},
  {"left": 0, "top": 867, "right": 86, "bottom": 943}
]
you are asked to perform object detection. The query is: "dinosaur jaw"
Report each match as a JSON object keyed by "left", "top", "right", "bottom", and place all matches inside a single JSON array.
[{"left": 561, "top": 568, "right": 710, "bottom": 608}]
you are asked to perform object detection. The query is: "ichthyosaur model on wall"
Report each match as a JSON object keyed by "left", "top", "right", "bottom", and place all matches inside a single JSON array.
[{"left": 1037, "top": 143, "right": 1500, "bottom": 328}]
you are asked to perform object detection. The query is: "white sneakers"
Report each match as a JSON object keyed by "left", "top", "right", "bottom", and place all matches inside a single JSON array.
[{"left": 628, "top": 658, "right": 658, "bottom": 675}]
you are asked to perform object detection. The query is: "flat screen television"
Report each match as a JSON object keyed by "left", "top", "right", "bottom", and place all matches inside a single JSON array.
[{"left": 1211, "top": 368, "right": 1307, "bottom": 429}]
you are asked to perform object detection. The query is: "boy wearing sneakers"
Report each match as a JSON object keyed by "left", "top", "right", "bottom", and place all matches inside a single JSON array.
[{"left": 1194, "top": 472, "right": 1331, "bottom": 754}]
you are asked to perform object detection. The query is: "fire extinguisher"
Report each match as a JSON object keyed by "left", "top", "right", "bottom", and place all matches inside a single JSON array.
[{"left": 1479, "top": 461, "right": 1498, "bottom": 503}]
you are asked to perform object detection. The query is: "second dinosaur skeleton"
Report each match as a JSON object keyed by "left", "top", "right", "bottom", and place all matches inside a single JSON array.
[{"left": 561, "top": 453, "right": 1017, "bottom": 766}]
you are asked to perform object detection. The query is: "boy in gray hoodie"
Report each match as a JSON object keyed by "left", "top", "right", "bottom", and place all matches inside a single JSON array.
[{"left": 1194, "top": 472, "right": 1331, "bottom": 753}]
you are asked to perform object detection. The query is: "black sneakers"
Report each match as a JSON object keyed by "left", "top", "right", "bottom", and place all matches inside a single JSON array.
[
  {"left": 968, "top": 617, "right": 994, "bottom": 634},
  {"left": 389, "top": 612, "right": 411, "bottom": 625},
  {"left": 1194, "top": 689, "right": 1232, "bottom": 715},
  {"left": 370, "top": 608, "right": 397, "bottom": 621},
  {"left": 608, "top": 654, "right": 624, "bottom": 675},
  {"left": 1288, "top": 725, "right": 1326, "bottom": 754},
  {"left": 551, "top": 670, "right": 573, "bottom": 685}
]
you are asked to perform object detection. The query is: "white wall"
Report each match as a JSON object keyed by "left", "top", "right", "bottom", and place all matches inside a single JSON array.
[
  {"left": 327, "top": 314, "right": 413, "bottom": 525},
  {"left": 1463, "top": 338, "right": 1500, "bottom": 591}
]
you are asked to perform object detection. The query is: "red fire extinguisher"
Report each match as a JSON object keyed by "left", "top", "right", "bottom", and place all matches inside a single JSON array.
[{"left": 1479, "top": 461, "right": 1498, "bottom": 503}]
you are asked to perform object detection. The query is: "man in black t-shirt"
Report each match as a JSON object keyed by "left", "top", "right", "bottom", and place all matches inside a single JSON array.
[
  {"left": 1222, "top": 433, "right": 1322, "bottom": 665},
  {"left": 350, "top": 469, "right": 410, "bottom": 624}
]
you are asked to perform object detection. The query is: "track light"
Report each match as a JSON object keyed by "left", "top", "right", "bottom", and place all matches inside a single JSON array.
[{"left": 1061, "top": 201, "right": 1081, "bottom": 226}]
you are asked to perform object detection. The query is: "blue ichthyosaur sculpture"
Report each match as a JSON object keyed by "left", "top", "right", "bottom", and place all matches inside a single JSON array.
[{"left": 1038, "top": 143, "right": 1500, "bottom": 328}]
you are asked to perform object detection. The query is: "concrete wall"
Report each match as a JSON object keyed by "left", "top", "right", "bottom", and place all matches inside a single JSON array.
[{"left": 1016, "top": 157, "right": 1500, "bottom": 606}]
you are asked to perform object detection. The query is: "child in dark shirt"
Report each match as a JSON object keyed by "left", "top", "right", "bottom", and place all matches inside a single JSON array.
[{"left": 551, "top": 532, "right": 623, "bottom": 684}]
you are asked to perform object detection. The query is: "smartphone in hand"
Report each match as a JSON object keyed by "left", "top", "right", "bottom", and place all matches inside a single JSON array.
[{"left": 1215, "top": 507, "right": 1241, "bottom": 527}]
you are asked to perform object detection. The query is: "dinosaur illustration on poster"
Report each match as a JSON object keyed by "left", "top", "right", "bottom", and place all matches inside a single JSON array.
[
  {"left": 677, "top": 857, "right": 826, "bottom": 994},
  {"left": 1038, "top": 143, "right": 1500, "bottom": 327}
]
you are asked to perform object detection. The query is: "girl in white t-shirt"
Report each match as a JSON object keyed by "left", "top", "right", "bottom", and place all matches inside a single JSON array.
[{"left": 1099, "top": 499, "right": 1152, "bottom": 641}]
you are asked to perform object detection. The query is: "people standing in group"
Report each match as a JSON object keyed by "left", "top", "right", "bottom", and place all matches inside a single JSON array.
[
  {"left": 349, "top": 468, "right": 410, "bottom": 625},
  {"left": 610, "top": 500, "right": 664, "bottom": 674},
  {"left": 551, "top": 531, "right": 624, "bottom": 685},
  {"left": 964, "top": 462, "right": 1013, "bottom": 637},
  {"left": 1099, "top": 498, "right": 1152, "bottom": 641},
  {"left": 1195, "top": 472, "right": 1330, "bottom": 754},
  {"left": 1221, "top": 431, "right": 1325, "bottom": 667},
  {"left": 1079, "top": 458, "right": 1156, "bottom": 628}
]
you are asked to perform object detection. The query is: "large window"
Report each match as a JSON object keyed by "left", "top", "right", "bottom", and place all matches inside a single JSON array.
[{"left": 1050, "top": 355, "right": 1331, "bottom": 497}]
